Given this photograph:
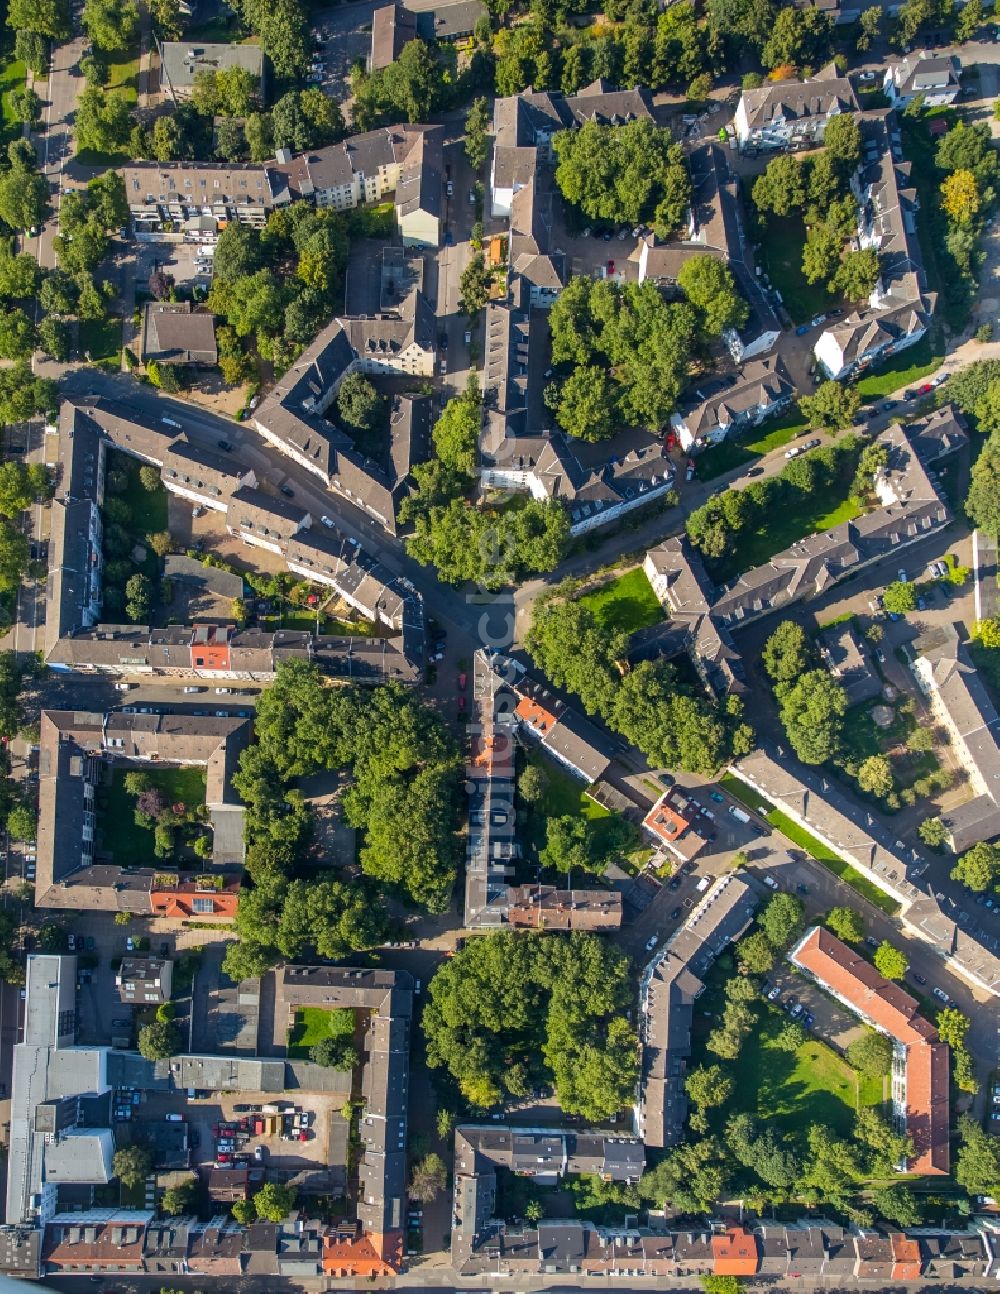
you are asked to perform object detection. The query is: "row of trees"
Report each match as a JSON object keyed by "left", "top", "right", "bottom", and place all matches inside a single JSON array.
[
  {"left": 914, "top": 114, "right": 1000, "bottom": 328},
  {"left": 751, "top": 117, "right": 881, "bottom": 305},
  {"left": 935, "top": 360, "right": 1000, "bottom": 538},
  {"left": 422, "top": 930, "right": 638, "bottom": 1119},
  {"left": 525, "top": 597, "right": 754, "bottom": 774},
  {"left": 221, "top": 662, "right": 463, "bottom": 981}
]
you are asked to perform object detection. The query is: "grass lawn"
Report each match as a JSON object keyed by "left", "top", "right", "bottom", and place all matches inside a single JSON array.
[
  {"left": 694, "top": 405, "right": 811, "bottom": 482},
  {"left": 111, "top": 448, "right": 169, "bottom": 538},
  {"left": 79, "top": 317, "right": 122, "bottom": 370},
  {"left": 287, "top": 1006, "right": 354, "bottom": 1059},
  {"left": 712, "top": 493, "right": 861, "bottom": 584},
  {"left": 523, "top": 747, "right": 643, "bottom": 871},
  {"left": 854, "top": 331, "right": 945, "bottom": 402},
  {"left": 767, "top": 808, "right": 900, "bottom": 915},
  {"left": 528, "top": 748, "right": 611, "bottom": 824},
  {"left": 756, "top": 214, "right": 834, "bottom": 325},
  {"left": 0, "top": 55, "right": 25, "bottom": 141},
  {"left": 719, "top": 773, "right": 774, "bottom": 816},
  {"left": 694, "top": 965, "right": 885, "bottom": 1148},
  {"left": 577, "top": 567, "right": 664, "bottom": 634},
  {"left": 99, "top": 766, "right": 206, "bottom": 868}
]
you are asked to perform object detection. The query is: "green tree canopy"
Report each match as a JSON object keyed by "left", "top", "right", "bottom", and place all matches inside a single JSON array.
[
  {"left": 759, "top": 892, "right": 804, "bottom": 949},
  {"left": 825, "top": 906, "right": 864, "bottom": 943},
  {"left": 553, "top": 118, "right": 691, "bottom": 234},
  {"left": 677, "top": 255, "right": 749, "bottom": 337},
  {"left": 253, "top": 1181, "right": 297, "bottom": 1222},
  {"left": 753, "top": 155, "right": 806, "bottom": 216},
  {"left": 847, "top": 1028, "right": 893, "bottom": 1078},
  {"left": 966, "top": 433, "right": 1000, "bottom": 536},
  {"left": 951, "top": 839, "right": 1000, "bottom": 893},
  {"left": 799, "top": 380, "right": 860, "bottom": 432},
  {"left": 432, "top": 377, "right": 481, "bottom": 475},
  {"left": 776, "top": 669, "right": 847, "bottom": 764},
  {"left": 422, "top": 930, "right": 638, "bottom": 1120},
  {"left": 762, "top": 620, "right": 811, "bottom": 683},
  {"left": 873, "top": 940, "right": 908, "bottom": 980},
  {"left": 112, "top": 1144, "right": 152, "bottom": 1188}
]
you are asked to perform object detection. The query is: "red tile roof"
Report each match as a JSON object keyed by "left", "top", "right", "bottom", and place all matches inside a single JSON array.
[
  {"left": 890, "top": 1232, "right": 922, "bottom": 1280},
  {"left": 791, "top": 926, "right": 949, "bottom": 1175},
  {"left": 712, "top": 1227, "right": 759, "bottom": 1276}
]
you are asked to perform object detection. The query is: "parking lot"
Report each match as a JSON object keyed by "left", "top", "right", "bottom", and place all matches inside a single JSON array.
[
  {"left": 141, "top": 1088, "right": 348, "bottom": 1191},
  {"left": 136, "top": 241, "right": 214, "bottom": 295},
  {"left": 311, "top": 0, "right": 378, "bottom": 102},
  {"left": 763, "top": 965, "right": 866, "bottom": 1054}
]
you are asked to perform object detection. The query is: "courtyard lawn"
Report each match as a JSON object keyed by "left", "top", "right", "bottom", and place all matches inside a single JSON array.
[
  {"left": 577, "top": 567, "right": 664, "bottom": 634},
  {"left": 712, "top": 493, "right": 861, "bottom": 584},
  {"left": 110, "top": 448, "right": 169, "bottom": 538},
  {"left": 79, "top": 317, "right": 122, "bottom": 370},
  {"left": 523, "top": 748, "right": 641, "bottom": 870},
  {"left": 99, "top": 766, "right": 207, "bottom": 868},
  {"left": 854, "top": 331, "right": 945, "bottom": 402},
  {"left": 694, "top": 966, "right": 886, "bottom": 1148},
  {"left": 756, "top": 214, "right": 834, "bottom": 324},
  {"left": 767, "top": 808, "right": 900, "bottom": 916},
  {"left": 744, "top": 405, "right": 810, "bottom": 454},
  {"left": 287, "top": 1006, "right": 354, "bottom": 1059}
]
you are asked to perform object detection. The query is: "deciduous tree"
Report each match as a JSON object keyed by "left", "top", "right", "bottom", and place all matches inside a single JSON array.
[
  {"left": 951, "top": 839, "right": 1000, "bottom": 893},
  {"left": 873, "top": 940, "right": 907, "bottom": 980}
]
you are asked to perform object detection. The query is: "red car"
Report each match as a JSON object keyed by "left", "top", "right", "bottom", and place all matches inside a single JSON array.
[
  {"left": 457, "top": 672, "right": 467, "bottom": 690},
  {"left": 917, "top": 382, "right": 933, "bottom": 395},
  {"left": 298, "top": 1130, "right": 309, "bottom": 1142},
  {"left": 607, "top": 260, "right": 615, "bottom": 275},
  {"left": 217, "top": 1153, "right": 232, "bottom": 1164}
]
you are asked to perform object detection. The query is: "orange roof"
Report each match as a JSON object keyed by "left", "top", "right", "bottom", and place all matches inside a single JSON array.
[
  {"left": 890, "top": 1232, "right": 922, "bottom": 1280},
  {"left": 150, "top": 879, "right": 240, "bottom": 920},
  {"left": 515, "top": 695, "right": 558, "bottom": 735},
  {"left": 791, "top": 927, "right": 936, "bottom": 1044},
  {"left": 792, "top": 927, "right": 949, "bottom": 1175},
  {"left": 712, "top": 1227, "right": 759, "bottom": 1276},
  {"left": 323, "top": 1232, "right": 397, "bottom": 1278},
  {"left": 643, "top": 795, "right": 691, "bottom": 843},
  {"left": 470, "top": 726, "right": 515, "bottom": 775}
]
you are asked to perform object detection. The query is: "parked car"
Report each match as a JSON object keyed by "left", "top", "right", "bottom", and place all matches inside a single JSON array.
[
  {"left": 280, "top": 484, "right": 295, "bottom": 498},
  {"left": 670, "top": 907, "right": 682, "bottom": 919},
  {"left": 645, "top": 934, "right": 658, "bottom": 951},
  {"left": 763, "top": 875, "right": 780, "bottom": 891}
]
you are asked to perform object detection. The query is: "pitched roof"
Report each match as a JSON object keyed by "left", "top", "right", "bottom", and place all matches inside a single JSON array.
[
  {"left": 739, "top": 63, "right": 858, "bottom": 129},
  {"left": 790, "top": 926, "right": 949, "bottom": 1174}
]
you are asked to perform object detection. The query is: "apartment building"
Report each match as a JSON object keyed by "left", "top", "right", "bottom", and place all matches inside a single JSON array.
[
  {"left": 908, "top": 623, "right": 1000, "bottom": 851},
  {"left": 790, "top": 926, "right": 950, "bottom": 1175},
  {"left": 734, "top": 63, "right": 858, "bottom": 151},
  {"left": 883, "top": 51, "right": 961, "bottom": 109},
  {"left": 636, "top": 874, "right": 757, "bottom": 1148},
  {"left": 815, "top": 112, "right": 935, "bottom": 381}
]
